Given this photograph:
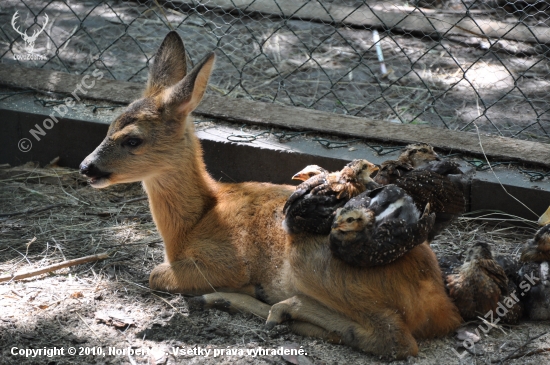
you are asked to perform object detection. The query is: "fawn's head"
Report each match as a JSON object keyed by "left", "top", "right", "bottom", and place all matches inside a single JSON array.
[{"left": 80, "top": 31, "right": 215, "bottom": 188}]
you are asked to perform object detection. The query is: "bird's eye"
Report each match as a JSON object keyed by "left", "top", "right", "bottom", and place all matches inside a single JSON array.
[
  {"left": 308, "top": 172, "right": 315, "bottom": 177},
  {"left": 346, "top": 217, "right": 354, "bottom": 223},
  {"left": 123, "top": 138, "right": 143, "bottom": 148},
  {"left": 419, "top": 148, "right": 428, "bottom": 153}
]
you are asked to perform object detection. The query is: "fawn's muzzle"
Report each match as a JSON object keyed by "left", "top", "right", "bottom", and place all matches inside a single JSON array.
[{"left": 79, "top": 161, "right": 111, "bottom": 180}]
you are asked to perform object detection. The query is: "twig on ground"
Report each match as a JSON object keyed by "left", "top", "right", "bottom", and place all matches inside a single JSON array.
[
  {"left": 151, "top": 292, "right": 186, "bottom": 317},
  {"left": 102, "top": 240, "right": 162, "bottom": 249},
  {"left": 76, "top": 312, "right": 100, "bottom": 339},
  {"left": 493, "top": 332, "right": 548, "bottom": 364},
  {"left": 0, "top": 252, "right": 111, "bottom": 283},
  {"left": 504, "top": 347, "right": 550, "bottom": 360},
  {"left": 116, "top": 196, "right": 148, "bottom": 205},
  {"left": 0, "top": 203, "right": 64, "bottom": 218},
  {"left": 0, "top": 171, "right": 78, "bottom": 183}
]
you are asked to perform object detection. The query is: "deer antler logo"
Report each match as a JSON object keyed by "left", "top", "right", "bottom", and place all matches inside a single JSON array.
[{"left": 11, "top": 11, "right": 49, "bottom": 54}]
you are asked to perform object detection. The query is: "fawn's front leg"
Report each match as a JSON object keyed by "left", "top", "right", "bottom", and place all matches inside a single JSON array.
[
  {"left": 266, "top": 294, "right": 418, "bottom": 360},
  {"left": 190, "top": 292, "right": 342, "bottom": 343}
]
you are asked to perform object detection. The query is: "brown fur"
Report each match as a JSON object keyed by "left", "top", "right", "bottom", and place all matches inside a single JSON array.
[{"left": 80, "top": 31, "right": 461, "bottom": 359}]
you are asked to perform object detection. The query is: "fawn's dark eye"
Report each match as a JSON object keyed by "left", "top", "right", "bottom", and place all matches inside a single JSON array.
[{"left": 123, "top": 138, "right": 143, "bottom": 148}]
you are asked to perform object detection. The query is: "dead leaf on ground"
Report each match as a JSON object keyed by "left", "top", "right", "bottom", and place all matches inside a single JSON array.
[
  {"left": 94, "top": 310, "right": 135, "bottom": 329},
  {"left": 456, "top": 327, "right": 481, "bottom": 343},
  {"left": 70, "top": 291, "right": 83, "bottom": 299}
]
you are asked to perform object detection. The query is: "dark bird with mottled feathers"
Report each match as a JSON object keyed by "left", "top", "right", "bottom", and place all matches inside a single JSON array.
[
  {"left": 283, "top": 160, "right": 379, "bottom": 235},
  {"left": 329, "top": 185, "right": 435, "bottom": 267},
  {"left": 392, "top": 170, "right": 465, "bottom": 240},
  {"left": 371, "top": 143, "right": 467, "bottom": 240},
  {"left": 374, "top": 143, "right": 440, "bottom": 185}
]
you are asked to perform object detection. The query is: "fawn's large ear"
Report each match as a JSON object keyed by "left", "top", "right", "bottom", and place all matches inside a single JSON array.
[
  {"left": 145, "top": 31, "right": 187, "bottom": 96},
  {"left": 162, "top": 52, "right": 215, "bottom": 119}
]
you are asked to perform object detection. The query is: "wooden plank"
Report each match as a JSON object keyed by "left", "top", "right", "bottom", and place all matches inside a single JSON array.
[
  {"left": 0, "top": 64, "right": 549, "bottom": 167},
  {"left": 168, "top": 0, "right": 550, "bottom": 44}
]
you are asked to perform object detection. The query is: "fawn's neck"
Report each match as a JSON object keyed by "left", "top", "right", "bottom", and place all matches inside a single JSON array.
[{"left": 142, "top": 130, "right": 217, "bottom": 262}]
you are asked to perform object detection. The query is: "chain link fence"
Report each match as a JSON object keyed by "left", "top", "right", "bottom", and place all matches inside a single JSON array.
[{"left": 1, "top": 0, "right": 549, "bottom": 144}]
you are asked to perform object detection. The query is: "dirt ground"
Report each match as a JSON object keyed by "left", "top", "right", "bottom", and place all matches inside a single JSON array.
[{"left": 0, "top": 162, "right": 550, "bottom": 365}]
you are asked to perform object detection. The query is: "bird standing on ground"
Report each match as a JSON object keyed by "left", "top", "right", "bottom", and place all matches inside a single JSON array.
[
  {"left": 329, "top": 185, "right": 435, "bottom": 267},
  {"left": 283, "top": 160, "right": 379, "bottom": 235},
  {"left": 445, "top": 242, "right": 524, "bottom": 323},
  {"left": 517, "top": 206, "right": 550, "bottom": 320}
]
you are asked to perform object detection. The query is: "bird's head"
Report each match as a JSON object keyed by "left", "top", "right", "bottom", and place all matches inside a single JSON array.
[
  {"left": 291, "top": 165, "right": 327, "bottom": 181},
  {"left": 538, "top": 206, "right": 550, "bottom": 227},
  {"left": 464, "top": 242, "right": 494, "bottom": 262},
  {"left": 345, "top": 159, "right": 379, "bottom": 184},
  {"left": 398, "top": 143, "right": 440, "bottom": 167},
  {"left": 331, "top": 207, "right": 374, "bottom": 234}
]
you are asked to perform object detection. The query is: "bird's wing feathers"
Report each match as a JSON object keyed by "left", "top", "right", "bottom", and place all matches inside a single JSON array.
[
  {"left": 477, "top": 258, "right": 509, "bottom": 294},
  {"left": 365, "top": 185, "right": 406, "bottom": 216},
  {"left": 284, "top": 194, "right": 345, "bottom": 234},
  {"left": 283, "top": 174, "right": 328, "bottom": 214},
  {"left": 446, "top": 271, "right": 476, "bottom": 319},
  {"left": 447, "top": 258, "right": 508, "bottom": 319},
  {"left": 419, "top": 160, "right": 462, "bottom": 175},
  {"left": 369, "top": 212, "right": 436, "bottom": 264},
  {"left": 332, "top": 211, "right": 435, "bottom": 267},
  {"left": 395, "top": 170, "right": 465, "bottom": 214},
  {"left": 342, "top": 190, "right": 372, "bottom": 210}
]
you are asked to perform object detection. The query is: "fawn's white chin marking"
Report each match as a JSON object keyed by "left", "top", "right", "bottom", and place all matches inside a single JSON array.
[{"left": 89, "top": 176, "right": 111, "bottom": 189}]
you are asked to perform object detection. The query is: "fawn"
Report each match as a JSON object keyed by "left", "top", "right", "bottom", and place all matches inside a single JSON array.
[{"left": 80, "top": 31, "right": 461, "bottom": 359}]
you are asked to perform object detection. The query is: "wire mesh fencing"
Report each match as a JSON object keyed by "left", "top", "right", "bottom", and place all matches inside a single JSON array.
[{"left": 0, "top": 0, "right": 549, "bottom": 144}]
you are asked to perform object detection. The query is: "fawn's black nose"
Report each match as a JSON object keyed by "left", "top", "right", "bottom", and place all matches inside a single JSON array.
[{"left": 79, "top": 162, "right": 104, "bottom": 178}]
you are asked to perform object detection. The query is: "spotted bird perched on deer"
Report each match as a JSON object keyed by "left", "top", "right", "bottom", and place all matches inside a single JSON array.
[
  {"left": 283, "top": 144, "right": 466, "bottom": 267},
  {"left": 283, "top": 159, "right": 379, "bottom": 235},
  {"left": 329, "top": 185, "right": 436, "bottom": 267}
]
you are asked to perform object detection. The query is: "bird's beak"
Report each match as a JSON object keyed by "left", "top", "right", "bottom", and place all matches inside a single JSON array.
[
  {"left": 539, "top": 206, "right": 550, "bottom": 226},
  {"left": 331, "top": 221, "right": 343, "bottom": 230},
  {"left": 370, "top": 165, "right": 380, "bottom": 174},
  {"left": 291, "top": 173, "right": 307, "bottom": 181},
  {"left": 433, "top": 152, "right": 441, "bottom": 161}
]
